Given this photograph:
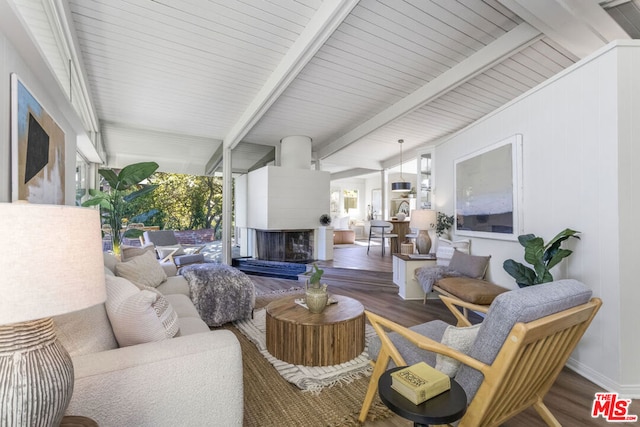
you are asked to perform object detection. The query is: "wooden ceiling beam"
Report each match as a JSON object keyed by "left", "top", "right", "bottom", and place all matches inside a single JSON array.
[
  {"left": 499, "top": 0, "right": 629, "bottom": 59},
  {"left": 205, "top": 0, "right": 359, "bottom": 174}
]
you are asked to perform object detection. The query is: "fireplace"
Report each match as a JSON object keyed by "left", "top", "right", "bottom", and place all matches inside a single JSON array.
[{"left": 255, "top": 229, "right": 314, "bottom": 263}]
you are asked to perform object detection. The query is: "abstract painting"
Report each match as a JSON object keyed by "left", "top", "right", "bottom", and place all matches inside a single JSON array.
[
  {"left": 11, "top": 73, "right": 65, "bottom": 204},
  {"left": 455, "top": 134, "right": 522, "bottom": 240}
]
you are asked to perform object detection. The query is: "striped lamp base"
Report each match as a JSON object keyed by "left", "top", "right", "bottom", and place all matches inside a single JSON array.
[{"left": 0, "top": 318, "right": 74, "bottom": 427}]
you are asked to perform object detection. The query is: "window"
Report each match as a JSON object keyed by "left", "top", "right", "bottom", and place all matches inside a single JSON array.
[
  {"left": 343, "top": 189, "right": 358, "bottom": 212},
  {"left": 75, "top": 153, "right": 89, "bottom": 206},
  {"left": 330, "top": 188, "right": 340, "bottom": 214}
]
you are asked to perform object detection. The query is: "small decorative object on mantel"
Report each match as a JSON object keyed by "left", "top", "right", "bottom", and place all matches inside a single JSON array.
[
  {"left": 503, "top": 228, "right": 581, "bottom": 288},
  {"left": 303, "top": 263, "right": 329, "bottom": 313},
  {"left": 319, "top": 213, "right": 331, "bottom": 226}
]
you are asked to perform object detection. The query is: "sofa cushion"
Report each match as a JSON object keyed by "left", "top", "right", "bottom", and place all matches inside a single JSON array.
[
  {"left": 105, "top": 275, "right": 179, "bottom": 347},
  {"left": 175, "top": 316, "right": 211, "bottom": 336},
  {"left": 448, "top": 250, "right": 490, "bottom": 279},
  {"left": 435, "top": 323, "right": 481, "bottom": 377},
  {"left": 165, "top": 294, "right": 201, "bottom": 318},
  {"left": 156, "top": 275, "right": 190, "bottom": 296},
  {"left": 115, "top": 250, "right": 167, "bottom": 288},
  {"left": 54, "top": 303, "right": 118, "bottom": 357}
]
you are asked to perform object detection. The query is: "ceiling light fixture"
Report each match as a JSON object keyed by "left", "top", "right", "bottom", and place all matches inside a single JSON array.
[{"left": 391, "top": 139, "right": 411, "bottom": 192}]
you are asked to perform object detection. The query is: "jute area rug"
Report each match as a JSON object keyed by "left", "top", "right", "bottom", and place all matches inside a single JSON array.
[{"left": 221, "top": 287, "right": 392, "bottom": 427}]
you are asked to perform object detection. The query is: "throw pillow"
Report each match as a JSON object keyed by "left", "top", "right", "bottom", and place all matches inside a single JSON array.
[
  {"left": 435, "top": 323, "right": 481, "bottom": 377},
  {"left": 435, "top": 238, "right": 470, "bottom": 266},
  {"left": 121, "top": 244, "right": 155, "bottom": 261},
  {"left": 447, "top": 250, "right": 491, "bottom": 279},
  {"left": 104, "top": 275, "right": 179, "bottom": 347},
  {"left": 115, "top": 250, "right": 167, "bottom": 288}
]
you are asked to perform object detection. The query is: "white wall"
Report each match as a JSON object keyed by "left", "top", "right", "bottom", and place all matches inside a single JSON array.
[
  {"left": 431, "top": 41, "right": 640, "bottom": 396},
  {"left": 0, "top": 1, "right": 81, "bottom": 205},
  {"left": 247, "top": 166, "right": 330, "bottom": 230},
  {"left": 329, "top": 177, "right": 367, "bottom": 220}
]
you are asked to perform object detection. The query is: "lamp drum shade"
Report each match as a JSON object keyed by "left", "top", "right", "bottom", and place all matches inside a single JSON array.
[
  {"left": 0, "top": 203, "right": 106, "bottom": 325},
  {"left": 409, "top": 209, "right": 437, "bottom": 230},
  {"left": 391, "top": 181, "right": 411, "bottom": 192}
]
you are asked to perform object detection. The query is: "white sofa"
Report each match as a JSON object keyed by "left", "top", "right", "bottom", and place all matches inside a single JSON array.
[{"left": 53, "top": 253, "right": 244, "bottom": 427}]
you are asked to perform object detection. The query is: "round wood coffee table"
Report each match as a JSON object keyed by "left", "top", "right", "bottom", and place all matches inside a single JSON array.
[{"left": 265, "top": 294, "right": 365, "bottom": 366}]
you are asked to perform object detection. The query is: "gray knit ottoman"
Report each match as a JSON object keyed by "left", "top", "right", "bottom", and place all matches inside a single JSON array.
[{"left": 181, "top": 263, "right": 255, "bottom": 327}]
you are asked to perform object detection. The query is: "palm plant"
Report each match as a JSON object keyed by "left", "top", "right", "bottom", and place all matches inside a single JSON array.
[
  {"left": 82, "top": 162, "right": 159, "bottom": 256},
  {"left": 503, "top": 228, "right": 581, "bottom": 287}
]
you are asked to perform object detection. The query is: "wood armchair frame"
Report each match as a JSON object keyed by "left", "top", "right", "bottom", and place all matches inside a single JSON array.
[{"left": 359, "top": 295, "right": 602, "bottom": 426}]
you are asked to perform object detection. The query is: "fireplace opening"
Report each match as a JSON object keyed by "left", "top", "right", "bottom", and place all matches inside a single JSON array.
[{"left": 255, "top": 229, "right": 314, "bottom": 263}]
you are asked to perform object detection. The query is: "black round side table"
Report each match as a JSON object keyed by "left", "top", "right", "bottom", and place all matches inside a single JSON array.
[{"left": 378, "top": 366, "right": 467, "bottom": 427}]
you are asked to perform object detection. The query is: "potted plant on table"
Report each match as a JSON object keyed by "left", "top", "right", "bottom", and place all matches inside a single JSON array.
[
  {"left": 303, "top": 263, "right": 329, "bottom": 313},
  {"left": 503, "top": 228, "right": 581, "bottom": 287},
  {"left": 82, "top": 162, "right": 159, "bottom": 257}
]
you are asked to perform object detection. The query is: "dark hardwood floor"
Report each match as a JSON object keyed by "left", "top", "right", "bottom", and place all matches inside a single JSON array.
[{"left": 246, "top": 242, "right": 639, "bottom": 427}]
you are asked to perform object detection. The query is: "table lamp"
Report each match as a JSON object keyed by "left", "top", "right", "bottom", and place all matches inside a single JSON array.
[
  {"left": 0, "top": 202, "right": 106, "bottom": 426},
  {"left": 409, "top": 209, "right": 437, "bottom": 254}
]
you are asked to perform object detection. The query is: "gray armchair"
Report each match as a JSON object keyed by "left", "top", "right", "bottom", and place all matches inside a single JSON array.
[
  {"left": 360, "top": 280, "right": 601, "bottom": 426},
  {"left": 143, "top": 230, "right": 206, "bottom": 267}
]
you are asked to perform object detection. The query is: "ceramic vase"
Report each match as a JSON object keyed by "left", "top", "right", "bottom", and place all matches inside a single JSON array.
[{"left": 305, "top": 284, "right": 329, "bottom": 314}]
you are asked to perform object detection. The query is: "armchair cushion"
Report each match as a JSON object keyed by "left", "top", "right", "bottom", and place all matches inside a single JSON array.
[
  {"left": 447, "top": 250, "right": 490, "bottom": 279},
  {"left": 105, "top": 275, "right": 179, "bottom": 347},
  {"left": 436, "top": 277, "right": 508, "bottom": 305},
  {"left": 116, "top": 250, "right": 167, "bottom": 288},
  {"left": 435, "top": 324, "right": 481, "bottom": 377},
  {"left": 174, "top": 253, "right": 206, "bottom": 267}
]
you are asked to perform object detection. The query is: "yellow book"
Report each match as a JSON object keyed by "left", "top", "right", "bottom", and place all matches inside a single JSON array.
[{"left": 390, "top": 362, "right": 451, "bottom": 405}]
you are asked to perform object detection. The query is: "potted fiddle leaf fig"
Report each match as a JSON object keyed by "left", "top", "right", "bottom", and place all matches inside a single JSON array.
[
  {"left": 503, "top": 228, "right": 581, "bottom": 287},
  {"left": 82, "top": 161, "right": 159, "bottom": 256}
]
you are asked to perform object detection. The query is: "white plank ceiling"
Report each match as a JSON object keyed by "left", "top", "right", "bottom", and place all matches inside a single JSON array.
[{"left": 10, "top": 0, "right": 639, "bottom": 177}]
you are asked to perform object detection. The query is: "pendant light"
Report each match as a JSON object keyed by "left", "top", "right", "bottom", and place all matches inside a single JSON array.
[{"left": 391, "top": 139, "right": 411, "bottom": 192}]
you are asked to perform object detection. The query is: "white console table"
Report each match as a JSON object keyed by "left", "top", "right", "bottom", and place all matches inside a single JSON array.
[{"left": 392, "top": 254, "right": 436, "bottom": 300}]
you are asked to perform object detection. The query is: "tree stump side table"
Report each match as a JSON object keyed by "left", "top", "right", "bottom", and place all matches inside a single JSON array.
[{"left": 265, "top": 294, "right": 365, "bottom": 366}]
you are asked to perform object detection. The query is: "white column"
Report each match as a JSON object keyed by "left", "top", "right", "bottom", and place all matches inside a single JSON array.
[
  {"left": 222, "top": 145, "right": 232, "bottom": 265},
  {"left": 280, "top": 135, "right": 312, "bottom": 169}
]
